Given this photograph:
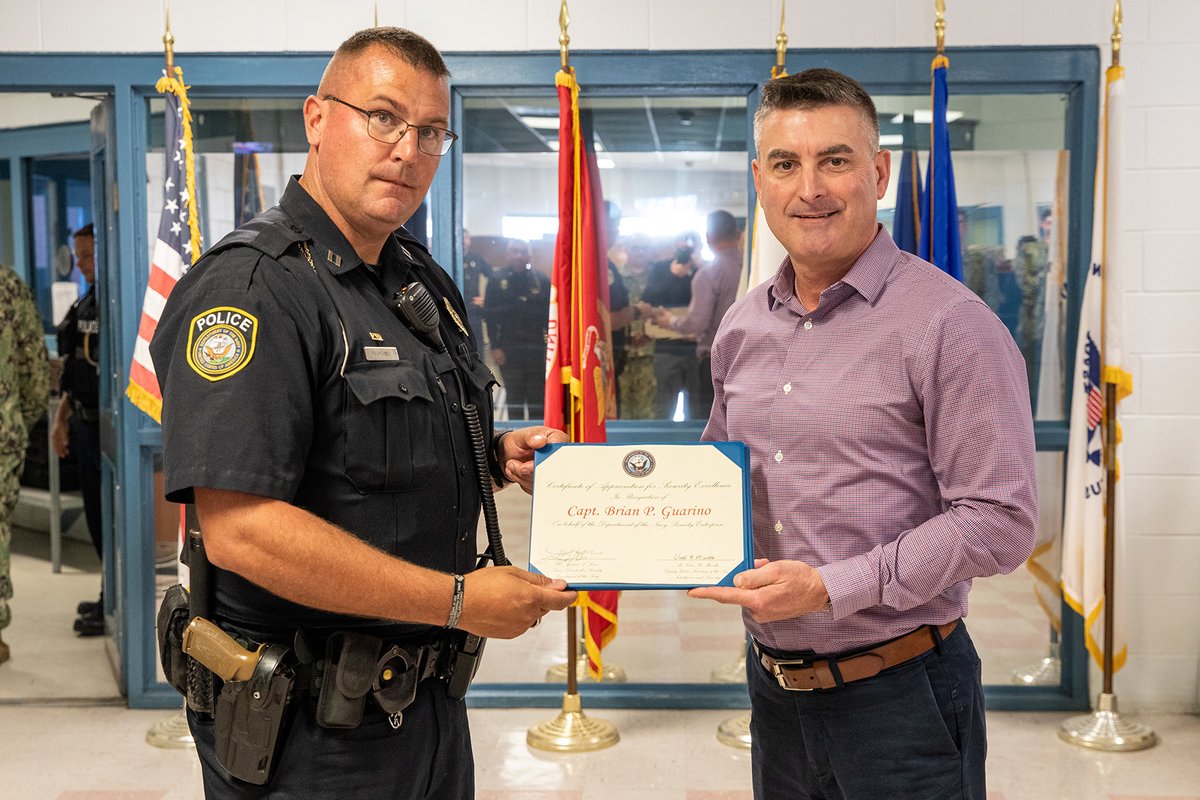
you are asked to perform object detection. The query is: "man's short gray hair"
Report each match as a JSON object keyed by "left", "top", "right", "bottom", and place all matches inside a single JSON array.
[
  {"left": 331, "top": 26, "right": 450, "bottom": 80},
  {"left": 753, "top": 68, "right": 879, "bottom": 156}
]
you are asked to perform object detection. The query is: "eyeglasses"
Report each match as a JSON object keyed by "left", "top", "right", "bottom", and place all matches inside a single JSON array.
[{"left": 323, "top": 95, "right": 459, "bottom": 157}]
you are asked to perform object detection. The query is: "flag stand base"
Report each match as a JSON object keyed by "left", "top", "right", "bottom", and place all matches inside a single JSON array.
[
  {"left": 1059, "top": 693, "right": 1157, "bottom": 751},
  {"left": 544, "top": 647, "right": 627, "bottom": 683},
  {"left": 145, "top": 704, "right": 194, "bottom": 749},
  {"left": 1011, "top": 642, "right": 1061, "bottom": 686},
  {"left": 711, "top": 649, "right": 747, "bottom": 684},
  {"left": 716, "top": 711, "right": 752, "bottom": 750},
  {"left": 527, "top": 692, "right": 620, "bottom": 753}
]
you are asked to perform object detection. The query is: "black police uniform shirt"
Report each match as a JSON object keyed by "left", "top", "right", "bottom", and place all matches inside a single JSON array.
[
  {"left": 150, "top": 177, "right": 497, "bottom": 642},
  {"left": 57, "top": 283, "right": 100, "bottom": 414},
  {"left": 484, "top": 264, "right": 550, "bottom": 353}
]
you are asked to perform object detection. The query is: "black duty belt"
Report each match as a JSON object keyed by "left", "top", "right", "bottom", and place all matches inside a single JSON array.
[
  {"left": 71, "top": 401, "right": 101, "bottom": 424},
  {"left": 756, "top": 620, "right": 959, "bottom": 691}
]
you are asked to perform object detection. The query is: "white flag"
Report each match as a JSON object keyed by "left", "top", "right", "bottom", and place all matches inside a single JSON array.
[
  {"left": 1061, "top": 65, "right": 1131, "bottom": 673},
  {"left": 738, "top": 199, "right": 788, "bottom": 298},
  {"left": 1026, "top": 151, "right": 1071, "bottom": 632}
]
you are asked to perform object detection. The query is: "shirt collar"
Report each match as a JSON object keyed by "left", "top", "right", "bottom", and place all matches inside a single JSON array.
[
  {"left": 277, "top": 175, "right": 414, "bottom": 278},
  {"left": 767, "top": 224, "right": 901, "bottom": 310}
]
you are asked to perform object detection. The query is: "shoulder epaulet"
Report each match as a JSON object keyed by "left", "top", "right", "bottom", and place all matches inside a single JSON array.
[{"left": 201, "top": 207, "right": 308, "bottom": 261}]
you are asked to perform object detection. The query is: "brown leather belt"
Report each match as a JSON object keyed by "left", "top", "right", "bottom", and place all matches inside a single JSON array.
[{"left": 757, "top": 620, "right": 958, "bottom": 691}]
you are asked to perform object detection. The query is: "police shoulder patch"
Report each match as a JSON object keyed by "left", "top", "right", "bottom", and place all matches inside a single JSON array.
[{"left": 186, "top": 306, "right": 258, "bottom": 381}]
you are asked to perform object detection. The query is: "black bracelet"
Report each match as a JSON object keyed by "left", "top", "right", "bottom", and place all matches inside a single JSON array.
[
  {"left": 445, "top": 573, "right": 465, "bottom": 629},
  {"left": 490, "top": 429, "right": 513, "bottom": 486}
]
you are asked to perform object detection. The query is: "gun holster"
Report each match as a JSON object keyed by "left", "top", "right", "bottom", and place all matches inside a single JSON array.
[{"left": 213, "top": 643, "right": 295, "bottom": 786}]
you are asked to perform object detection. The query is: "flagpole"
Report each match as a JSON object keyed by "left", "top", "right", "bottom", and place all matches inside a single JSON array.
[
  {"left": 145, "top": 0, "right": 194, "bottom": 751},
  {"left": 1059, "top": 0, "right": 1154, "bottom": 751},
  {"left": 527, "top": 3, "right": 619, "bottom": 752}
]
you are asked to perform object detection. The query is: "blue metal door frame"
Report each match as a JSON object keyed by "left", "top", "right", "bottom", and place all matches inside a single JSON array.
[{"left": 0, "top": 45, "right": 1098, "bottom": 710}]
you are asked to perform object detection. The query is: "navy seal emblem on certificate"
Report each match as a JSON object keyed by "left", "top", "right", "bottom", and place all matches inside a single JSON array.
[
  {"left": 622, "top": 450, "right": 655, "bottom": 478},
  {"left": 529, "top": 442, "right": 751, "bottom": 590}
]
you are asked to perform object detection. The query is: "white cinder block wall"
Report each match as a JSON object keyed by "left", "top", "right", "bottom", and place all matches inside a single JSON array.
[{"left": 2, "top": 0, "right": 1197, "bottom": 713}]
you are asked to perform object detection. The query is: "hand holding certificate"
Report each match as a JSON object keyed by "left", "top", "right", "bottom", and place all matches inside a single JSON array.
[{"left": 528, "top": 442, "right": 752, "bottom": 590}]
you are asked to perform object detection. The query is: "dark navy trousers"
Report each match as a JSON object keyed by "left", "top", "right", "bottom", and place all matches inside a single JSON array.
[
  {"left": 188, "top": 677, "right": 473, "bottom": 799},
  {"left": 747, "top": 622, "right": 987, "bottom": 800}
]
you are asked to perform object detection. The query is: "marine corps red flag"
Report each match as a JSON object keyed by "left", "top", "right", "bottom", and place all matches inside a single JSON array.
[{"left": 544, "top": 67, "right": 619, "bottom": 679}]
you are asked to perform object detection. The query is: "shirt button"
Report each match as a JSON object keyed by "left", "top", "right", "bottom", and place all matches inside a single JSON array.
[
  {"left": 774, "top": 521, "right": 783, "bottom": 533},
  {"left": 803, "top": 320, "right": 813, "bottom": 330},
  {"left": 783, "top": 382, "right": 792, "bottom": 394},
  {"left": 460, "top": 530, "right": 470, "bottom": 541},
  {"left": 774, "top": 450, "right": 783, "bottom": 463},
  {"left": 451, "top": 402, "right": 460, "bottom": 412}
]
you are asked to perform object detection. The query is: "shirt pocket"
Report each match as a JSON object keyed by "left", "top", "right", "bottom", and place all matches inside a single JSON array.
[{"left": 342, "top": 360, "right": 439, "bottom": 493}]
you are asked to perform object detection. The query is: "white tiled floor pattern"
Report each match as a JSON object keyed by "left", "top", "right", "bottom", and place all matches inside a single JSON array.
[{"left": 2, "top": 509, "right": 1198, "bottom": 798}]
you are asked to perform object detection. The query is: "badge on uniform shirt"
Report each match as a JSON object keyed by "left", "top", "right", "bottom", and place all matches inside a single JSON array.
[{"left": 186, "top": 306, "right": 258, "bottom": 381}]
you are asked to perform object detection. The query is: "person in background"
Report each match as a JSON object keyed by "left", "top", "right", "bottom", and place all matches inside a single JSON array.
[
  {"left": 640, "top": 210, "right": 744, "bottom": 417},
  {"left": 641, "top": 232, "right": 700, "bottom": 419},
  {"left": 51, "top": 224, "right": 105, "bottom": 637},
  {"left": 462, "top": 228, "right": 492, "bottom": 346},
  {"left": 0, "top": 262, "right": 51, "bottom": 664},
  {"left": 616, "top": 234, "right": 656, "bottom": 419},
  {"left": 689, "top": 68, "right": 1037, "bottom": 800},
  {"left": 603, "top": 202, "right": 631, "bottom": 416},
  {"left": 485, "top": 238, "right": 551, "bottom": 420}
]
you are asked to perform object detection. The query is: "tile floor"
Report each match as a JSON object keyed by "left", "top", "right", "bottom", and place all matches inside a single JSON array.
[{"left": 3, "top": 505, "right": 1199, "bottom": 799}]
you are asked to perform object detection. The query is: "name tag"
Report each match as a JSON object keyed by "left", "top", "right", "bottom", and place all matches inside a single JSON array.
[{"left": 363, "top": 346, "right": 399, "bottom": 362}]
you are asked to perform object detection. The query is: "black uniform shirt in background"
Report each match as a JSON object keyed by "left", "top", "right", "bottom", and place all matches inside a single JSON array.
[{"left": 150, "top": 177, "right": 496, "bottom": 642}]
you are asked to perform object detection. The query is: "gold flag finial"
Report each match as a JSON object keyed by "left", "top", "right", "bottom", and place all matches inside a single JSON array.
[
  {"left": 935, "top": 0, "right": 947, "bottom": 55},
  {"left": 1111, "top": 0, "right": 1123, "bottom": 66},
  {"left": 163, "top": 0, "right": 175, "bottom": 71},
  {"left": 773, "top": 3, "right": 788, "bottom": 79},
  {"left": 374, "top": 2, "right": 379, "bottom": 27},
  {"left": 559, "top": 0, "right": 571, "bottom": 71}
]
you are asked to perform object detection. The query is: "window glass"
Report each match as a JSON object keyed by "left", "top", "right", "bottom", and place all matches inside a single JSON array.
[
  {"left": 876, "top": 93, "right": 1070, "bottom": 421},
  {"left": 462, "top": 94, "right": 749, "bottom": 425}
]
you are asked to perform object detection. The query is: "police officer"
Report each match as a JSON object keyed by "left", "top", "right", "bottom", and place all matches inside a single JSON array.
[
  {"left": 149, "top": 28, "right": 575, "bottom": 799},
  {"left": 52, "top": 223, "right": 105, "bottom": 636},
  {"left": 484, "top": 239, "right": 550, "bottom": 420}
]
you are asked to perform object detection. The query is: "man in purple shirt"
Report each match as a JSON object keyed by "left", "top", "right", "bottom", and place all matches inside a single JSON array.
[
  {"left": 689, "top": 69, "right": 1037, "bottom": 800},
  {"left": 641, "top": 210, "right": 745, "bottom": 417}
]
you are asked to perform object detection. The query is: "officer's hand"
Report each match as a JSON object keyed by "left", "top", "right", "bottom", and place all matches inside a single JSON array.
[
  {"left": 459, "top": 566, "right": 577, "bottom": 639},
  {"left": 491, "top": 347, "right": 506, "bottom": 366},
  {"left": 687, "top": 558, "right": 831, "bottom": 623},
  {"left": 51, "top": 420, "right": 70, "bottom": 458},
  {"left": 498, "top": 426, "right": 568, "bottom": 494}
]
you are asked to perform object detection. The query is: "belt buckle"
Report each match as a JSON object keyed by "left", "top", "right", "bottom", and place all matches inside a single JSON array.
[{"left": 769, "top": 656, "right": 816, "bottom": 692}]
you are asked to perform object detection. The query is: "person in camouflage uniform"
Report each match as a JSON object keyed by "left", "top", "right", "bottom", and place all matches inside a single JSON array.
[
  {"left": 0, "top": 263, "right": 50, "bottom": 664},
  {"left": 617, "top": 234, "right": 656, "bottom": 419}
]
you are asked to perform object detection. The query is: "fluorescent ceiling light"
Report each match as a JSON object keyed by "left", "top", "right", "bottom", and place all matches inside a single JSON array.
[
  {"left": 520, "top": 115, "right": 560, "bottom": 130},
  {"left": 890, "top": 110, "right": 964, "bottom": 124},
  {"left": 597, "top": 158, "right": 616, "bottom": 169},
  {"left": 879, "top": 134, "right": 904, "bottom": 147}
]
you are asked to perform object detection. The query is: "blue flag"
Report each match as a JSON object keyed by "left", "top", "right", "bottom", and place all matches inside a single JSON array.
[
  {"left": 891, "top": 127, "right": 922, "bottom": 255},
  {"left": 919, "top": 56, "right": 962, "bottom": 281}
]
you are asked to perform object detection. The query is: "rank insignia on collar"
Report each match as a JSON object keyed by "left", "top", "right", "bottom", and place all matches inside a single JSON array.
[
  {"left": 443, "top": 298, "right": 469, "bottom": 338},
  {"left": 500, "top": 279, "right": 508, "bottom": 290},
  {"left": 186, "top": 306, "right": 258, "bottom": 381},
  {"left": 369, "top": 332, "right": 384, "bottom": 341},
  {"left": 326, "top": 249, "right": 342, "bottom": 268}
]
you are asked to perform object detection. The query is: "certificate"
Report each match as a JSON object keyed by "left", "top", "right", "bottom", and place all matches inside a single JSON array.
[{"left": 528, "top": 442, "right": 752, "bottom": 590}]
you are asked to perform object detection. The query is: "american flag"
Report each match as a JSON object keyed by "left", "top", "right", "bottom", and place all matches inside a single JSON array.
[{"left": 126, "top": 67, "right": 201, "bottom": 423}]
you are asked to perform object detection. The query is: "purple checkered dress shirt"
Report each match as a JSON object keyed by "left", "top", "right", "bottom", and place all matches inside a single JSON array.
[{"left": 703, "top": 228, "right": 1037, "bottom": 654}]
